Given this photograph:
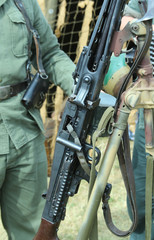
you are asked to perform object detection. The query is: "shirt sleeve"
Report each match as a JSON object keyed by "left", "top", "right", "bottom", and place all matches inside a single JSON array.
[
  {"left": 124, "top": 0, "right": 154, "bottom": 24},
  {"left": 31, "top": 0, "right": 75, "bottom": 96},
  {"left": 124, "top": 0, "right": 142, "bottom": 18}
]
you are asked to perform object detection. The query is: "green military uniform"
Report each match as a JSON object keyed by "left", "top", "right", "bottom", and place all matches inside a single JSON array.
[
  {"left": 0, "top": 0, "right": 75, "bottom": 239},
  {"left": 124, "top": 1, "right": 154, "bottom": 239},
  {"left": 124, "top": 0, "right": 142, "bottom": 18}
]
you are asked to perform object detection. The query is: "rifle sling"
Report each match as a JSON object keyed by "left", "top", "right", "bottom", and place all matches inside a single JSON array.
[
  {"left": 102, "top": 127, "right": 138, "bottom": 237},
  {"left": 114, "top": 3, "right": 152, "bottom": 116}
]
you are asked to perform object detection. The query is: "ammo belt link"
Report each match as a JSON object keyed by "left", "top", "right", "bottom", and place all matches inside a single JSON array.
[{"left": 150, "top": 31, "right": 154, "bottom": 76}]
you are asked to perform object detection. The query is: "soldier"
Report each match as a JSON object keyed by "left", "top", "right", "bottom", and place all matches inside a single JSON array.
[
  {"left": 102, "top": 1, "right": 154, "bottom": 239},
  {"left": 0, "top": 0, "right": 74, "bottom": 239},
  {"left": 123, "top": 0, "right": 154, "bottom": 239}
]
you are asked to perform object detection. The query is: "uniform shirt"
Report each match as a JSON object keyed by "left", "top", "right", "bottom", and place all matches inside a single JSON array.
[
  {"left": 0, "top": 0, "right": 75, "bottom": 153},
  {"left": 124, "top": 0, "right": 154, "bottom": 24}
]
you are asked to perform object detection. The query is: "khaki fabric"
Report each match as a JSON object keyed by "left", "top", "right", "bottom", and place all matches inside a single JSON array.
[
  {"left": 127, "top": 113, "right": 154, "bottom": 240},
  {"left": 0, "top": 0, "right": 75, "bottom": 151},
  {"left": 0, "top": 0, "right": 75, "bottom": 238},
  {"left": 0, "top": 134, "right": 48, "bottom": 240}
]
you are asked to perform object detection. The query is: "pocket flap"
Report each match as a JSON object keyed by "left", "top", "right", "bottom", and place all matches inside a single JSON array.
[{"left": 7, "top": 10, "right": 26, "bottom": 24}]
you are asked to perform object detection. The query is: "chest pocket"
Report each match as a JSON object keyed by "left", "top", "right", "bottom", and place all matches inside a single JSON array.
[{"left": 7, "top": 10, "right": 29, "bottom": 57}]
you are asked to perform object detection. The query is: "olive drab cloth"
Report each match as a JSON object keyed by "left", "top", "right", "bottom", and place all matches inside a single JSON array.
[
  {"left": 0, "top": 133, "right": 48, "bottom": 239},
  {"left": 124, "top": 0, "right": 154, "bottom": 24},
  {"left": 0, "top": 0, "right": 75, "bottom": 153}
]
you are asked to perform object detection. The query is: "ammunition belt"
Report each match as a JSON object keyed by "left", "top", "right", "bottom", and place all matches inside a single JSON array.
[{"left": 150, "top": 31, "right": 154, "bottom": 76}]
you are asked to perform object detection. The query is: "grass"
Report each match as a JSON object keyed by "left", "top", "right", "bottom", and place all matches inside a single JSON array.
[
  {"left": 58, "top": 137, "right": 133, "bottom": 240},
  {"left": 0, "top": 137, "right": 134, "bottom": 240}
]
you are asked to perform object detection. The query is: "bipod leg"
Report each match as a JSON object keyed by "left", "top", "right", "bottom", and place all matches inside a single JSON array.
[{"left": 76, "top": 103, "right": 130, "bottom": 240}]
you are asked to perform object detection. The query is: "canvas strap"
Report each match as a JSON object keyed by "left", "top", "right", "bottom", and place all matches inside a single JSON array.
[{"left": 90, "top": 107, "right": 138, "bottom": 237}]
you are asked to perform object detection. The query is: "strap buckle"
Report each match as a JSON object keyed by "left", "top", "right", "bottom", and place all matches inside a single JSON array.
[
  {"left": 0, "top": 85, "right": 13, "bottom": 101},
  {"left": 31, "top": 29, "right": 40, "bottom": 39},
  {"left": 102, "top": 183, "right": 112, "bottom": 209}
]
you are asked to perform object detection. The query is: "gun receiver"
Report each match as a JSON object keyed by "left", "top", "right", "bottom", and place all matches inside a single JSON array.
[{"left": 42, "top": 0, "right": 127, "bottom": 224}]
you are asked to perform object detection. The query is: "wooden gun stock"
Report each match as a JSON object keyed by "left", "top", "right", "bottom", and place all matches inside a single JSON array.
[{"left": 34, "top": 219, "right": 60, "bottom": 240}]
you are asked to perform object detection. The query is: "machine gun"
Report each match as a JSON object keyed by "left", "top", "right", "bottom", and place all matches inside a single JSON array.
[
  {"left": 34, "top": 0, "right": 154, "bottom": 239},
  {"left": 42, "top": 0, "right": 127, "bottom": 225}
]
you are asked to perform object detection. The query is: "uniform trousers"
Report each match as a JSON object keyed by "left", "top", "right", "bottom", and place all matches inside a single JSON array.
[
  {"left": 0, "top": 133, "right": 47, "bottom": 240},
  {"left": 128, "top": 110, "right": 154, "bottom": 239}
]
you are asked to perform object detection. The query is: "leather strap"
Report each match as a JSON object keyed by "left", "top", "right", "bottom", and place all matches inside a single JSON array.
[
  {"left": 90, "top": 107, "right": 138, "bottom": 237},
  {"left": 0, "top": 80, "right": 29, "bottom": 101},
  {"left": 13, "top": 0, "right": 47, "bottom": 78},
  {"left": 102, "top": 127, "right": 138, "bottom": 237},
  {"left": 114, "top": 0, "right": 152, "bottom": 117}
]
